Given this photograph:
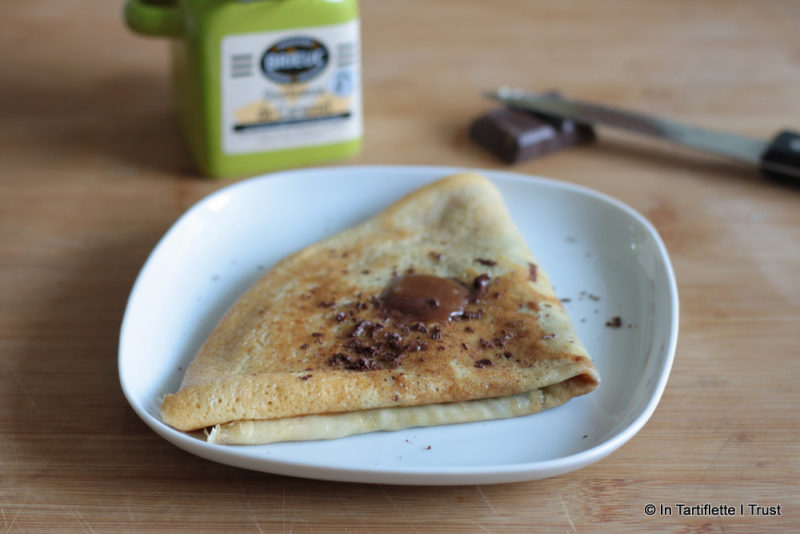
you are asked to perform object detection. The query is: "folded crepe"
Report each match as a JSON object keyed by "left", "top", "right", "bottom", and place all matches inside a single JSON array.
[{"left": 161, "top": 172, "right": 599, "bottom": 444}]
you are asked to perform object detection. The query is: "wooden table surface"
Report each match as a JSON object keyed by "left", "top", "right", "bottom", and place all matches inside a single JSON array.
[{"left": 2, "top": 0, "right": 799, "bottom": 531}]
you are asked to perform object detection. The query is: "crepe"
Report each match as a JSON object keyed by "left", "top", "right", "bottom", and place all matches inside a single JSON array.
[{"left": 161, "top": 172, "right": 600, "bottom": 444}]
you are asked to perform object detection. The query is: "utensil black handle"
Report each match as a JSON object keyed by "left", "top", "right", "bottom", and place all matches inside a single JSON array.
[{"left": 759, "top": 130, "right": 800, "bottom": 184}]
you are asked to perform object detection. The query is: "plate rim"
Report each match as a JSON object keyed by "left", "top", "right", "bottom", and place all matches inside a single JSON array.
[{"left": 118, "top": 164, "right": 679, "bottom": 485}]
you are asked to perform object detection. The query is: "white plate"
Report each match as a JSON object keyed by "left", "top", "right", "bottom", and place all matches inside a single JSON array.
[{"left": 119, "top": 165, "right": 678, "bottom": 485}]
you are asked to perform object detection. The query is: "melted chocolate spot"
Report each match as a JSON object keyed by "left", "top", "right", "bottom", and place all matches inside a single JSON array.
[{"left": 381, "top": 274, "right": 469, "bottom": 322}]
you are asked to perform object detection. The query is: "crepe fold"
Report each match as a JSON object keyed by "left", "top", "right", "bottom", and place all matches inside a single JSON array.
[{"left": 161, "top": 173, "right": 600, "bottom": 444}]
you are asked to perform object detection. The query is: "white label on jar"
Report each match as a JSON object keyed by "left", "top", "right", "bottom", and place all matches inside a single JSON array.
[{"left": 221, "top": 20, "right": 362, "bottom": 155}]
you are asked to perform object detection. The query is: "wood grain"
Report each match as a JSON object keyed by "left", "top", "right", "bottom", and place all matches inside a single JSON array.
[{"left": 1, "top": 0, "right": 798, "bottom": 531}]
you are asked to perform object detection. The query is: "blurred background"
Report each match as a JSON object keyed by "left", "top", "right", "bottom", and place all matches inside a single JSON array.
[{"left": 1, "top": 1, "right": 798, "bottom": 531}]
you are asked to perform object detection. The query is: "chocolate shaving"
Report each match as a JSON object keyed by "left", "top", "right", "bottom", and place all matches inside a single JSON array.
[
  {"left": 479, "top": 331, "right": 514, "bottom": 349},
  {"left": 329, "top": 353, "right": 381, "bottom": 371},
  {"left": 529, "top": 263, "right": 538, "bottom": 282},
  {"left": 472, "top": 273, "right": 491, "bottom": 300},
  {"left": 344, "top": 338, "right": 377, "bottom": 355},
  {"left": 351, "top": 320, "right": 371, "bottom": 338},
  {"left": 430, "top": 326, "right": 442, "bottom": 340},
  {"left": 385, "top": 331, "right": 403, "bottom": 347},
  {"left": 474, "top": 359, "right": 493, "bottom": 368},
  {"left": 606, "top": 316, "right": 623, "bottom": 328},
  {"left": 408, "top": 340, "right": 429, "bottom": 352},
  {"left": 458, "top": 309, "right": 484, "bottom": 320},
  {"left": 476, "top": 258, "right": 497, "bottom": 266}
]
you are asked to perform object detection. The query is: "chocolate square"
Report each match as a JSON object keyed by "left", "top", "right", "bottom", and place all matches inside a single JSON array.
[{"left": 469, "top": 97, "right": 595, "bottom": 164}]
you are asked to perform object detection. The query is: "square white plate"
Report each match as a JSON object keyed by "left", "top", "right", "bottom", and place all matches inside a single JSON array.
[{"left": 119, "top": 165, "right": 678, "bottom": 485}]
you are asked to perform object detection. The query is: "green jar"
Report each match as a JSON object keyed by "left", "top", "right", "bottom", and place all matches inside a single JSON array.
[{"left": 124, "top": 0, "right": 362, "bottom": 178}]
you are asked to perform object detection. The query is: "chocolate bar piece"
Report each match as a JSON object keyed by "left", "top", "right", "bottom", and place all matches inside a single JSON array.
[{"left": 469, "top": 104, "right": 596, "bottom": 164}]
